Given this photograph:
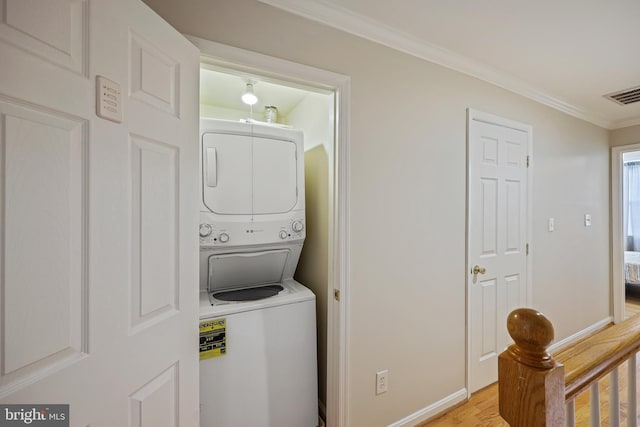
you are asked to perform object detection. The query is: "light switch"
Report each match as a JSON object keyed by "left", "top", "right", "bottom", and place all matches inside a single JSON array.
[
  {"left": 548, "top": 218, "right": 555, "bottom": 232},
  {"left": 584, "top": 214, "right": 592, "bottom": 227},
  {"left": 96, "top": 76, "right": 122, "bottom": 123}
]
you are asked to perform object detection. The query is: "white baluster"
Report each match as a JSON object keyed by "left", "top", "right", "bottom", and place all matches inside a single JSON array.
[
  {"left": 566, "top": 399, "right": 576, "bottom": 427},
  {"left": 590, "top": 382, "right": 601, "bottom": 427},
  {"left": 629, "top": 354, "right": 637, "bottom": 427},
  {"left": 610, "top": 367, "right": 620, "bottom": 427}
]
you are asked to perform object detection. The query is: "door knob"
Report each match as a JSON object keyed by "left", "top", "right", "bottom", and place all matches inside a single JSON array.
[{"left": 472, "top": 265, "right": 486, "bottom": 275}]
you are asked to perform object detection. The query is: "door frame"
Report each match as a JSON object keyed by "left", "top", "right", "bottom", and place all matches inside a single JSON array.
[
  {"left": 465, "top": 108, "right": 533, "bottom": 397},
  {"left": 187, "top": 36, "right": 351, "bottom": 427},
  {"left": 611, "top": 143, "right": 640, "bottom": 323}
]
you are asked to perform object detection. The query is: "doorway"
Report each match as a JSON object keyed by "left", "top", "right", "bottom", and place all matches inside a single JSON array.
[
  {"left": 612, "top": 145, "right": 640, "bottom": 322},
  {"left": 191, "top": 36, "right": 350, "bottom": 427}
]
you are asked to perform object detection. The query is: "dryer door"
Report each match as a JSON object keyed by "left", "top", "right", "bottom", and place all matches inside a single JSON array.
[
  {"left": 253, "top": 136, "right": 298, "bottom": 215},
  {"left": 202, "top": 132, "right": 252, "bottom": 214}
]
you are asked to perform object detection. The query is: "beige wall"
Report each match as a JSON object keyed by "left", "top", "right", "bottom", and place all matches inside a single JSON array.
[
  {"left": 143, "top": 1, "right": 611, "bottom": 425},
  {"left": 611, "top": 124, "right": 640, "bottom": 147},
  {"left": 296, "top": 145, "right": 330, "bottom": 411},
  {"left": 288, "top": 92, "right": 334, "bottom": 412}
]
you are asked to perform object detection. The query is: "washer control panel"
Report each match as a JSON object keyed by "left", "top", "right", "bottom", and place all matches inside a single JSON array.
[{"left": 199, "top": 216, "right": 305, "bottom": 247}]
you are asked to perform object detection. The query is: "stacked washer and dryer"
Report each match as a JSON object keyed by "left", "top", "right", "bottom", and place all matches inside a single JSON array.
[{"left": 198, "top": 118, "right": 318, "bottom": 427}]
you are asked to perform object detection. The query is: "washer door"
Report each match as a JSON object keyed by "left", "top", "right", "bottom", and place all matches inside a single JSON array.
[{"left": 207, "top": 249, "right": 290, "bottom": 292}]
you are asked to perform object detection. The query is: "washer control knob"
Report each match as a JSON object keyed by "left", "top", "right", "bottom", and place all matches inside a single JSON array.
[
  {"left": 199, "top": 224, "right": 212, "bottom": 237},
  {"left": 218, "top": 232, "right": 230, "bottom": 243},
  {"left": 279, "top": 230, "right": 288, "bottom": 239},
  {"left": 292, "top": 220, "right": 304, "bottom": 232}
]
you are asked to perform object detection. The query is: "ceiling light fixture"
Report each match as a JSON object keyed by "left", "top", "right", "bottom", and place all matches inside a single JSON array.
[{"left": 241, "top": 82, "right": 258, "bottom": 105}]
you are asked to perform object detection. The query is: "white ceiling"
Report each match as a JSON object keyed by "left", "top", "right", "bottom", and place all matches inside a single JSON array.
[{"left": 257, "top": 0, "right": 640, "bottom": 129}]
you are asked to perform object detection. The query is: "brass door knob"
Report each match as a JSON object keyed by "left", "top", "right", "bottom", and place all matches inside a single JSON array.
[{"left": 472, "top": 265, "right": 486, "bottom": 275}]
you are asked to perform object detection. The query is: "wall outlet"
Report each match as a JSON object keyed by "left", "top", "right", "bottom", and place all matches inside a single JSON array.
[
  {"left": 376, "top": 370, "right": 388, "bottom": 395},
  {"left": 584, "top": 214, "right": 591, "bottom": 227}
]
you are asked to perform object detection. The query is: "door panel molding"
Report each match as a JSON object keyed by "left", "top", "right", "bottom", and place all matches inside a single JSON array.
[
  {"left": 129, "top": 134, "right": 180, "bottom": 334},
  {"left": 0, "top": 97, "right": 88, "bottom": 398},
  {"left": 129, "top": 362, "right": 179, "bottom": 427},
  {"left": 129, "top": 29, "right": 180, "bottom": 116},
  {"left": 0, "top": 0, "right": 89, "bottom": 76}
]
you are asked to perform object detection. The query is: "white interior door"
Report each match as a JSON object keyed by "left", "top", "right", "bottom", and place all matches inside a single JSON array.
[
  {"left": 0, "top": 1, "right": 200, "bottom": 425},
  {"left": 468, "top": 109, "right": 530, "bottom": 393}
]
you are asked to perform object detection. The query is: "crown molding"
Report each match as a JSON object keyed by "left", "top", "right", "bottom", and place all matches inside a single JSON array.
[{"left": 257, "top": 0, "right": 620, "bottom": 129}]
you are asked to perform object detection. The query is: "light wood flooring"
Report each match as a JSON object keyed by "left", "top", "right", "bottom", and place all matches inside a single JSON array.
[
  {"left": 420, "top": 358, "right": 640, "bottom": 426},
  {"left": 419, "top": 296, "right": 640, "bottom": 427}
]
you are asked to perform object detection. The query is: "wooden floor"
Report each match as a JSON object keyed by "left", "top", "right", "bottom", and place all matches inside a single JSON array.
[
  {"left": 418, "top": 383, "right": 507, "bottom": 427},
  {"left": 419, "top": 296, "right": 640, "bottom": 427},
  {"left": 421, "top": 360, "right": 640, "bottom": 427}
]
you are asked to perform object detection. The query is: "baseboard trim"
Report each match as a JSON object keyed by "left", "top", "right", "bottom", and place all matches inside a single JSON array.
[
  {"left": 388, "top": 388, "right": 467, "bottom": 427},
  {"left": 548, "top": 316, "right": 612, "bottom": 354}
]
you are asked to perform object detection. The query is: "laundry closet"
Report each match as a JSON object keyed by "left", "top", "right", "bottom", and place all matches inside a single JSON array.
[{"left": 197, "top": 66, "right": 334, "bottom": 426}]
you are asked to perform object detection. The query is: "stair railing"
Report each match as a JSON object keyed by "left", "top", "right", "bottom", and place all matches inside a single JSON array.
[{"left": 498, "top": 308, "right": 640, "bottom": 426}]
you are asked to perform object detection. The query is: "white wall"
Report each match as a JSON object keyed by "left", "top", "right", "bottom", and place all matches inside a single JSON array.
[{"left": 144, "top": 1, "right": 611, "bottom": 425}]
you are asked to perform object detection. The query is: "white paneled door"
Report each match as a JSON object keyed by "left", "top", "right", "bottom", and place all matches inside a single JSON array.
[
  {"left": 0, "top": 1, "right": 200, "bottom": 425},
  {"left": 467, "top": 109, "right": 531, "bottom": 393}
]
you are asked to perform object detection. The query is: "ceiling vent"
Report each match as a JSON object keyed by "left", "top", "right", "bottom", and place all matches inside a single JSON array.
[{"left": 606, "top": 86, "right": 640, "bottom": 106}]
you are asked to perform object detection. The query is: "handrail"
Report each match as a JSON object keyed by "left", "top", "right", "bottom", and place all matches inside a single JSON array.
[
  {"left": 554, "top": 313, "right": 640, "bottom": 401},
  {"left": 498, "top": 308, "right": 640, "bottom": 426}
]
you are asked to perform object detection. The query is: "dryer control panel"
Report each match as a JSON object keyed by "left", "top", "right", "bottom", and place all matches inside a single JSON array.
[{"left": 199, "top": 216, "right": 305, "bottom": 247}]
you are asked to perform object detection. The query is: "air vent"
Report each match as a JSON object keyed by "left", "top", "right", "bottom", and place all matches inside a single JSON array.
[{"left": 606, "top": 86, "right": 640, "bottom": 105}]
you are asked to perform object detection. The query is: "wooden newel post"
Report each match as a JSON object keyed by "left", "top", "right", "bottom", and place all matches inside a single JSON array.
[{"left": 499, "top": 308, "right": 565, "bottom": 427}]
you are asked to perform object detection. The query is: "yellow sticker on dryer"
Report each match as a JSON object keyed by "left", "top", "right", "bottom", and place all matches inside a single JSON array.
[{"left": 199, "top": 318, "right": 226, "bottom": 360}]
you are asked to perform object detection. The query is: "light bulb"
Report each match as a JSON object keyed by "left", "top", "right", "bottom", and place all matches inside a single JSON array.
[{"left": 242, "top": 83, "right": 258, "bottom": 105}]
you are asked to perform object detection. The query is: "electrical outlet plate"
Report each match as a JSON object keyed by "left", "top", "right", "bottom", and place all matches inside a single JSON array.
[{"left": 376, "top": 370, "right": 388, "bottom": 395}]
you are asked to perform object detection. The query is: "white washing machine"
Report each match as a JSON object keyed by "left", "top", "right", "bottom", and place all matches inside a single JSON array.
[
  {"left": 199, "top": 279, "right": 318, "bottom": 427},
  {"left": 198, "top": 119, "right": 318, "bottom": 427}
]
